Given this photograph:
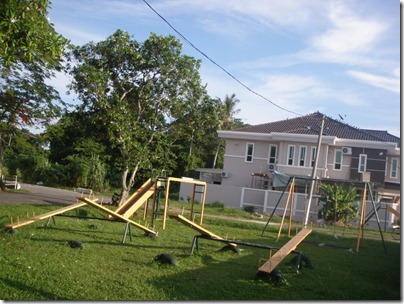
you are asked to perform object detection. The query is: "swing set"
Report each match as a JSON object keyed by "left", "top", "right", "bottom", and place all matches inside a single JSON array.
[{"left": 261, "top": 174, "right": 387, "bottom": 252}]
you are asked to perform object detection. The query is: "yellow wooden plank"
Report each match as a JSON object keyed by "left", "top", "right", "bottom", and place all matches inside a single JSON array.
[
  {"left": 172, "top": 214, "right": 238, "bottom": 249},
  {"left": 167, "top": 177, "right": 207, "bottom": 186},
  {"left": 78, "top": 197, "right": 157, "bottom": 235},
  {"left": 5, "top": 202, "right": 87, "bottom": 229},
  {"left": 258, "top": 228, "right": 312, "bottom": 274},
  {"left": 386, "top": 204, "right": 400, "bottom": 219},
  {"left": 114, "top": 178, "right": 153, "bottom": 217},
  {"left": 120, "top": 187, "right": 155, "bottom": 219},
  {"left": 173, "top": 214, "right": 223, "bottom": 239}
]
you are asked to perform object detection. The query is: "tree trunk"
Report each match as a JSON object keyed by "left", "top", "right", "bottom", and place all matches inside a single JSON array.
[
  {"left": 118, "top": 166, "right": 130, "bottom": 207},
  {"left": 212, "top": 140, "right": 221, "bottom": 169},
  {"left": 117, "top": 162, "right": 140, "bottom": 207}
]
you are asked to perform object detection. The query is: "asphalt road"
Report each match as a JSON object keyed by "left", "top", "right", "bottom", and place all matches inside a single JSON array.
[{"left": 0, "top": 183, "right": 112, "bottom": 206}]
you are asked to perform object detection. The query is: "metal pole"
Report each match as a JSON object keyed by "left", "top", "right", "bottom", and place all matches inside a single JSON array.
[{"left": 303, "top": 115, "right": 325, "bottom": 228}]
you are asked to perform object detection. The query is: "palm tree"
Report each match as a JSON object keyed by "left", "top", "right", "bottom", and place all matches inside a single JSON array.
[{"left": 212, "top": 94, "right": 241, "bottom": 168}]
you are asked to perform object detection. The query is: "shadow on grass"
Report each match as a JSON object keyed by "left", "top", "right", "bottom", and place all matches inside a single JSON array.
[
  {"left": 148, "top": 234, "right": 400, "bottom": 301},
  {"left": 0, "top": 276, "right": 66, "bottom": 300},
  {"left": 27, "top": 234, "right": 192, "bottom": 252}
]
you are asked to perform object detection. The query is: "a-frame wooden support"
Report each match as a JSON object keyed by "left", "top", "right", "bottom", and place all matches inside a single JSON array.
[
  {"left": 356, "top": 182, "right": 386, "bottom": 252},
  {"left": 261, "top": 176, "right": 294, "bottom": 236},
  {"left": 275, "top": 178, "right": 295, "bottom": 241}
]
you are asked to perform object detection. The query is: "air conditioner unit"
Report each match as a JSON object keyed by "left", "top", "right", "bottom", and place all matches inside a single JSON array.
[
  {"left": 221, "top": 171, "right": 228, "bottom": 178},
  {"left": 268, "top": 164, "right": 276, "bottom": 172},
  {"left": 342, "top": 147, "right": 352, "bottom": 155}
]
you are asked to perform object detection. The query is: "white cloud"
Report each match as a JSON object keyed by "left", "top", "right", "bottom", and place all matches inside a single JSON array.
[
  {"left": 312, "top": 3, "right": 386, "bottom": 54},
  {"left": 346, "top": 70, "right": 400, "bottom": 93}
]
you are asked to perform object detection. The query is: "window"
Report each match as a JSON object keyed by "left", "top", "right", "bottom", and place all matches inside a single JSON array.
[
  {"left": 268, "top": 145, "right": 277, "bottom": 164},
  {"left": 390, "top": 158, "right": 398, "bottom": 178},
  {"left": 334, "top": 150, "right": 342, "bottom": 170},
  {"left": 299, "top": 146, "right": 307, "bottom": 167},
  {"left": 287, "top": 145, "right": 295, "bottom": 166},
  {"left": 358, "top": 154, "right": 367, "bottom": 173},
  {"left": 245, "top": 143, "right": 254, "bottom": 162},
  {"left": 310, "top": 147, "right": 316, "bottom": 167}
]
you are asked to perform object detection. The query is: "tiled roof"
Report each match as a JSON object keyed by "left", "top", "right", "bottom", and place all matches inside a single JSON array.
[{"left": 236, "top": 112, "right": 400, "bottom": 144}]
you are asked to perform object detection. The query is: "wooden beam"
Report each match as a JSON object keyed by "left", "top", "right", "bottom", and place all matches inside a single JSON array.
[
  {"left": 171, "top": 213, "right": 237, "bottom": 247},
  {"left": 77, "top": 197, "right": 157, "bottom": 235},
  {"left": 386, "top": 204, "right": 400, "bottom": 219},
  {"left": 113, "top": 178, "right": 155, "bottom": 219},
  {"left": 162, "top": 177, "right": 207, "bottom": 230},
  {"left": 172, "top": 214, "right": 223, "bottom": 239},
  {"left": 5, "top": 202, "right": 87, "bottom": 229},
  {"left": 112, "top": 179, "right": 156, "bottom": 219},
  {"left": 258, "top": 228, "right": 312, "bottom": 274}
]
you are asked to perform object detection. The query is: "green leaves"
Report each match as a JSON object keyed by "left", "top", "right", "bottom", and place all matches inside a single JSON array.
[
  {"left": 318, "top": 182, "right": 360, "bottom": 225},
  {"left": 0, "top": 0, "right": 69, "bottom": 68},
  {"left": 66, "top": 30, "right": 207, "bottom": 198}
]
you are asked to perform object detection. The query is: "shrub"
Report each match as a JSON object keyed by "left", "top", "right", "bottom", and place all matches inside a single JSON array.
[
  {"left": 243, "top": 205, "right": 255, "bottom": 213},
  {"left": 318, "top": 182, "right": 359, "bottom": 226}
]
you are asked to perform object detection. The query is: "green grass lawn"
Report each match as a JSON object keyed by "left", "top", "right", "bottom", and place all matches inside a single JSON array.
[{"left": 0, "top": 203, "right": 400, "bottom": 300}]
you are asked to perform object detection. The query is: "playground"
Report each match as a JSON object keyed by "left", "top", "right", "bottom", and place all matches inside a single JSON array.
[{"left": 0, "top": 177, "right": 401, "bottom": 300}]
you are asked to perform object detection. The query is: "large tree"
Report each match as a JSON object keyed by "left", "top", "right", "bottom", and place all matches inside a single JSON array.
[
  {"left": 0, "top": 0, "right": 69, "bottom": 184},
  {"left": 67, "top": 30, "right": 207, "bottom": 205},
  {"left": 169, "top": 95, "right": 223, "bottom": 177}
]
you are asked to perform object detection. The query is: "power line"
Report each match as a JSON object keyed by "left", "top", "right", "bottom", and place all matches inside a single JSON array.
[{"left": 141, "top": 0, "right": 302, "bottom": 117}]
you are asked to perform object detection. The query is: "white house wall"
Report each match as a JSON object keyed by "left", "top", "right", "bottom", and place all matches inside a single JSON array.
[
  {"left": 178, "top": 182, "right": 242, "bottom": 209},
  {"left": 222, "top": 138, "right": 333, "bottom": 188},
  {"left": 326, "top": 147, "right": 352, "bottom": 180}
]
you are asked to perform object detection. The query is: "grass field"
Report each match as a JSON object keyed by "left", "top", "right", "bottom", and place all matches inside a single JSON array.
[{"left": 0, "top": 202, "right": 400, "bottom": 300}]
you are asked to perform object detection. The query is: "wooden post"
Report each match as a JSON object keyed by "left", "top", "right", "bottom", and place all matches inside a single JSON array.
[
  {"left": 288, "top": 182, "right": 295, "bottom": 237},
  {"left": 356, "top": 186, "right": 367, "bottom": 252},
  {"left": 199, "top": 184, "right": 206, "bottom": 226},
  {"left": 142, "top": 198, "right": 148, "bottom": 220},
  {"left": 162, "top": 179, "right": 171, "bottom": 230},
  {"left": 276, "top": 178, "right": 294, "bottom": 242},
  {"left": 190, "top": 183, "right": 196, "bottom": 221},
  {"left": 162, "top": 177, "right": 207, "bottom": 230}
]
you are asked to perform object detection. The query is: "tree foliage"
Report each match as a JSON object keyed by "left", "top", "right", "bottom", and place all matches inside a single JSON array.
[
  {"left": 212, "top": 93, "right": 246, "bottom": 168},
  {"left": 0, "top": 0, "right": 69, "bottom": 186},
  {"left": 0, "top": 0, "right": 67, "bottom": 67},
  {"left": 318, "top": 182, "right": 360, "bottom": 226},
  {"left": 66, "top": 30, "right": 208, "bottom": 204}
]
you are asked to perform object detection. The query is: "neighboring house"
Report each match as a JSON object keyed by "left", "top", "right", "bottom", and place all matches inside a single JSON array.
[{"left": 179, "top": 112, "right": 400, "bottom": 228}]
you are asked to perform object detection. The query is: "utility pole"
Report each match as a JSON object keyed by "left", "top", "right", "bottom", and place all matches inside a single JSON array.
[{"left": 303, "top": 115, "right": 325, "bottom": 228}]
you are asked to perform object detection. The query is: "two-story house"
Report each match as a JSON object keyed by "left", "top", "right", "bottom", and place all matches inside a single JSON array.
[{"left": 179, "top": 112, "right": 400, "bottom": 228}]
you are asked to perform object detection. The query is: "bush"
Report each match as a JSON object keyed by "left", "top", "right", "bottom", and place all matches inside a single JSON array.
[
  {"left": 243, "top": 205, "right": 255, "bottom": 213},
  {"left": 318, "top": 182, "right": 359, "bottom": 226}
]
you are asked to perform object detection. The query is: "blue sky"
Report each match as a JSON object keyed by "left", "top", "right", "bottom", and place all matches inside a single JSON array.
[{"left": 48, "top": 0, "right": 400, "bottom": 136}]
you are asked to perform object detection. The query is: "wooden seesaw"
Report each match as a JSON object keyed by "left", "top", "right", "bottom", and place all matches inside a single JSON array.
[
  {"left": 4, "top": 194, "right": 158, "bottom": 241},
  {"left": 5, "top": 202, "right": 87, "bottom": 230},
  {"left": 170, "top": 212, "right": 312, "bottom": 275},
  {"left": 258, "top": 228, "right": 312, "bottom": 274}
]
